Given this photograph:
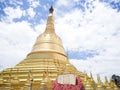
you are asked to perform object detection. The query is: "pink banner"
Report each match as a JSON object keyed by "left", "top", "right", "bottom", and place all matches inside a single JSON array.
[{"left": 53, "top": 77, "right": 85, "bottom": 90}]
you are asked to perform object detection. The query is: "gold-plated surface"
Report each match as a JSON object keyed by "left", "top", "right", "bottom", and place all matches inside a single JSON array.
[
  {"left": 0, "top": 7, "right": 118, "bottom": 90},
  {"left": 31, "top": 11, "right": 65, "bottom": 55}
]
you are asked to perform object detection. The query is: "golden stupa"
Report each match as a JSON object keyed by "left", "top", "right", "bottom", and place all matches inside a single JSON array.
[{"left": 0, "top": 6, "right": 119, "bottom": 90}]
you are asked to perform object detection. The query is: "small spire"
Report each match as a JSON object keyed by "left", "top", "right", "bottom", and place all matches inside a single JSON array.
[
  {"left": 97, "top": 74, "right": 103, "bottom": 87},
  {"left": 97, "top": 74, "right": 101, "bottom": 83},
  {"left": 90, "top": 72, "right": 94, "bottom": 82},
  {"left": 90, "top": 72, "right": 93, "bottom": 78},
  {"left": 49, "top": 6, "right": 54, "bottom": 13},
  {"left": 105, "top": 76, "right": 109, "bottom": 86}
]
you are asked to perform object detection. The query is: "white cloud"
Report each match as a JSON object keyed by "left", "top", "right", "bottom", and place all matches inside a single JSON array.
[
  {"left": 27, "top": 8, "right": 36, "bottom": 18},
  {"left": 54, "top": 1, "right": 120, "bottom": 51},
  {"left": 55, "top": 0, "right": 73, "bottom": 7},
  {"left": 54, "top": 0, "right": 120, "bottom": 81},
  {"left": 35, "top": 24, "right": 46, "bottom": 34},
  {"left": 108, "top": 0, "right": 120, "bottom": 3},
  {"left": 28, "top": 0, "right": 40, "bottom": 8},
  {"left": 9, "top": 0, "right": 23, "bottom": 6},
  {"left": 3, "top": 6, "right": 24, "bottom": 22},
  {"left": 0, "top": 21, "right": 37, "bottom": 70},
  {"left": 2, "top": 2, "right": 37, "bottom": 22}
]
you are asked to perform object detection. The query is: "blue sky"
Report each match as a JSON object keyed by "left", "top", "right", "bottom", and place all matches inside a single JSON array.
[
  {"left": 1, "top": 0, "right": 120, "bottom": 26},
  {"left": 0, "top": 0, "right": 120, "bottom": 82}
]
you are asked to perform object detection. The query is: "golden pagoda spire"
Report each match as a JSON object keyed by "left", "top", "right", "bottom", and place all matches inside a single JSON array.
[
  {"left": 90, "top": 72, "right": 94, "bottom": 82},
  {"left": 45, "top": 6, "right": 54, "bottom": 33},
  {"left": 84, "top": 73, "right": 94, "bottom": 90},
  {"left": 30, "top": 6, "right": 66, "bottom": 56},
  {"left": 105, "top": 76, "right": 109, "bottom": 86},
  {"left": 90, "top": 72, "right": 96, "bottom": 88},
  {"left": 105, "top": 76, "right": 112, "bottom": 89},
  {"left": 84, "top": 73, "right": 87, "bottom": 83},
  {"left": 96, "top": 74, "right": 104, "bottom": 89},
  {"left": 97, "top": 74, "right": 102, "bottom": 85}
]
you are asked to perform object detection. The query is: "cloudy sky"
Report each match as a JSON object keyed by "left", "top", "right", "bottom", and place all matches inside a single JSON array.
[{"left": 0, "top": 0, "right": 120, "bottom": 82}]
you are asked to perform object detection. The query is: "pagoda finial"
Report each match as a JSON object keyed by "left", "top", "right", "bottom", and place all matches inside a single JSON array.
[
  {"left": 90, "top": 72, "right": 93, "bottom": 78},
  {"left": 97, "top": 74, "right": 101, "bottom": 83},
  {"left": 90, "top": 72, "right": 94, "bottom": 82},
  {"left": 49, "top": 6, "right": 54, "bottom": 13}
]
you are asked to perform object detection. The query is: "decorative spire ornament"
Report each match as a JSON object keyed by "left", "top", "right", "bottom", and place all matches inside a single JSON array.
[{"left": 49, "top": 6, "right": 54, "bottom": 14}]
